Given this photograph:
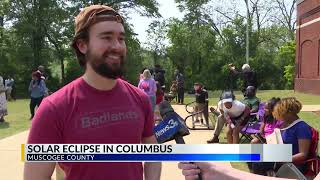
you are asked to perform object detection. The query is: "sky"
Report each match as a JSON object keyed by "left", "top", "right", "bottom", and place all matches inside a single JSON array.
[{"left": 127, "top": 0, "right": 185, "bottom": 46}]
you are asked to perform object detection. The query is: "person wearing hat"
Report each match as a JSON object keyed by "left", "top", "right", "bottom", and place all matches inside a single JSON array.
[
  {"left": 24, "top": 5, "right": 161, "bottom": 180},
  {"left": 28, "top": 71, "right": 47, "bottom": 120},
  {"left": 37, "top": 65, "right": 47, "bottom": 80},
  {"left": 207, "top": 91, "right": 250, "bottom": 144},
  {"left": 228, "top": 63, "right": 258, "bottom": 95},
  {"left": 193, "top": 83, "right": 208, "bottom": 125}
]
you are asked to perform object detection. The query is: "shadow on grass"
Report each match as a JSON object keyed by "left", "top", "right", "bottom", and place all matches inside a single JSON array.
[{"left": 0, "top": 121, "right": 10, "bottom": 129}]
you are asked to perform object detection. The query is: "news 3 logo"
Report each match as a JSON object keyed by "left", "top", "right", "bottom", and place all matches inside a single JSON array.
[{"left": 154, "top": 114, "right": 180, "bottom": 143}]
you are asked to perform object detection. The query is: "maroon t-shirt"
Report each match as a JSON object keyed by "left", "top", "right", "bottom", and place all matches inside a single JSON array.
[{"left": 28, "top": 77, "right": 155, "bottom": 180}]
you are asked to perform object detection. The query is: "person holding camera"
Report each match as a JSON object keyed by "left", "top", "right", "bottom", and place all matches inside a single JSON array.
[{"left": 228, "top": 63, "right": 257, "bottom": 95}]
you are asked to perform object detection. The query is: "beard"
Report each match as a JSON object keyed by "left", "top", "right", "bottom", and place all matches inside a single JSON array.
[{"left": 86, "top": 48, "right": 125, "bottom": 79}]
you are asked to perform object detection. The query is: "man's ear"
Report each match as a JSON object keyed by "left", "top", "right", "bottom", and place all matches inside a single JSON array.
[{"left": 76, "top": 39, "right": 88, "bottom": 54}]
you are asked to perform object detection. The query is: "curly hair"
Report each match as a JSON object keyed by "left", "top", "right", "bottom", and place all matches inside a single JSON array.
[
  {"left": 264, "top": 97, "right": 281, "bottom": 123},
  {"left": 272, "top": 97, "right": 302, "bottom": 120}
]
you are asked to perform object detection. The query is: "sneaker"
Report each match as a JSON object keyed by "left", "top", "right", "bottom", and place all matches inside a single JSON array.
[{"left": 207, "top": 137, "right": 219, "bottom": 143}]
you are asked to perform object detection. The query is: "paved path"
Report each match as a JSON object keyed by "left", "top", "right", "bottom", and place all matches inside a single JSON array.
[
  {"left": 2, "top": 103, "right": 318, "bottom": 180},
  {"left": 300, "top": 105, "right": 320, "bottom": 112}
]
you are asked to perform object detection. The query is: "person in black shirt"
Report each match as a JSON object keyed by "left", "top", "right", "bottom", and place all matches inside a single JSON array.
[
  {"left": 154, "top": 65, "right": 165, "bottom": 90},
  {"left": 174, "top": 69, "right": 185, "bottom": 104},
  {"left": 194, "top": 83, "right": 208, "bottom": 125},
  {"left": 228, "top": 63, "right": 257, "bottom": 95}
]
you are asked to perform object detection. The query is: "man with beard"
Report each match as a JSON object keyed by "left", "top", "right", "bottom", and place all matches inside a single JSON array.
[{"left": 24, "top": 5, "right": 161, "bottom": 180}]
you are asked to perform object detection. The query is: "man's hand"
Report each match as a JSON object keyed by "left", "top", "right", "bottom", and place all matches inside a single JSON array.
[
  {"left": 209, "top": 107, "right": 220, "bottom": 116},
  {"left": 178, "top": 162, "right": 231, "bottom": 180},
  {"left": 178, "top": 162, "right": 207, "bottom": 180},
  {"left": 228, "top": 63, "right": 236, "bottom": 70}
]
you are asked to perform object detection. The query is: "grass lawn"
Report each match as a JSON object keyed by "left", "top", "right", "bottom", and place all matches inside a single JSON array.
[
  {"left": 184, "top": 90, "right": 320, "bottom": 105},
  {"left": 0, "top": 99, "right": 31, "bottom": 139}
]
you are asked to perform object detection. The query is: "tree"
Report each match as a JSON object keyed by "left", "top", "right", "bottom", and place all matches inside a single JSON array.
[
  {"left": 145, "top": 20, "right": 168, "bottom": 66},
  {"left": 272, "top": 0, "right": 296, "bottom": 40}
]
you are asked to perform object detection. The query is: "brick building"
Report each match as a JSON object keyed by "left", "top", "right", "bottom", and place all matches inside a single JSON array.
[{"left": 295, "top": 0, "right": 320, "bottom": 95}]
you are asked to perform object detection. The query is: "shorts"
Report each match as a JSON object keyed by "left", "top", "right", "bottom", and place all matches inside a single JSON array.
[{"left": 230, "top": 112, "right": 249, "bottom": 126}]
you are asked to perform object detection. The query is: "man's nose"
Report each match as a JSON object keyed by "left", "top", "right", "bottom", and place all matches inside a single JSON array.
[{"left": 110, "top": 39, "right": 124, "bottom": 51}]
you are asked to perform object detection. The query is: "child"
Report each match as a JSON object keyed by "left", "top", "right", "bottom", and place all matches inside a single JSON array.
[
  {"left": 251, "top": 97, "right": 283, "bottom": 144},
  {"left": 165, "top": 81, "right": 177, "bottom": 102},
  {"left": 169, "top": 81, "right": 177, "bottom": 95},
  {"left": 194, "top": 83, "right": 208, "bottom": 125}
]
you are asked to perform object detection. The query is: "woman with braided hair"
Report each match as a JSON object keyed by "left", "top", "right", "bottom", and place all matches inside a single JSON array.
[{"left": 251, "top": 97, "right": 313, "bottom": 176}]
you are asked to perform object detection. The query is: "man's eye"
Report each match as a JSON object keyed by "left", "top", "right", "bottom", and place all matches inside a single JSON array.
[
  {"left": 119, "top": 37, "right": 125, "bottom": 41},
  {"left": 102, "top": 36, "right": 112, "bottom": 40}
]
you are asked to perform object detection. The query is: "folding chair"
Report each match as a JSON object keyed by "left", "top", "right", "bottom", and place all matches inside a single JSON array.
[
  {"left": 239, "top": 102, "right": 265, "bottom": 143},
  {"left": 276, "top": 127, "right": 320, "bottom": 179},
  {"left": 299, "top": 127, "right": 319, "bottom": 179}
]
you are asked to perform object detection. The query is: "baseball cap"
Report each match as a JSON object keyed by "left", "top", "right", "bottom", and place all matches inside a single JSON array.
[
  {"left": 74, "top": 5, "right": 124, "bottom": 37},
  {"left": 220, "top": 91, "right": 235, "bottom": 103},
  {"left": 222, "top": 98, "right": 233, "bottom": 103}
]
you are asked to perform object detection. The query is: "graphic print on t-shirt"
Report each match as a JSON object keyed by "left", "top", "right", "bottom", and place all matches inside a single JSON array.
[
  {"left": 141, "top": 82, "right": 150, "bottom": 93},
  {"left": 76, "top": 106, "right": 141, "bottom": 130}
]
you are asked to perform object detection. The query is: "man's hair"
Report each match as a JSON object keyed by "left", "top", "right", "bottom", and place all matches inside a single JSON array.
[
  {"left": 242, "top": 64, "right": 251, "bottom": 72},
  {"left": 71, "top": 5, "right": 124, "bottom": 67}
]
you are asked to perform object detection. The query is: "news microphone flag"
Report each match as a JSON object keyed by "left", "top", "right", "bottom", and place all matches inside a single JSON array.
[{"left": 22, "top": 144, "right": 292, "bottom": 162}]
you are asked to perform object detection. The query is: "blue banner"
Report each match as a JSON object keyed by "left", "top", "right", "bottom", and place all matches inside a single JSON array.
[{"left": 26, "top": 153, "right": 260, "bottom": 162}]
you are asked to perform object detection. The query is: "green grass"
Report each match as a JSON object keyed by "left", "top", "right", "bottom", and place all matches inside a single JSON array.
[
  {"left": 0, "top": 99, "right": 31, "bottom": 139},
  {"left": 184, "top": 90, "right": 320, "bottom": 105}
]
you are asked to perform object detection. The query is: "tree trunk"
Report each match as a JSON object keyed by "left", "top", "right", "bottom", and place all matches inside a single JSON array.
[
  {"left": 153, "top": 51, "right": 158, "bottom": 66},
  {"left": 0, "top": 16, "right": 3, "bottom": 27},
  {"left": 59, "top": 54, "right": 65, "bottom": 83}
]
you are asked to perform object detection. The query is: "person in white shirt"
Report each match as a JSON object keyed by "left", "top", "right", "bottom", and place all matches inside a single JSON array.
[
  {"left": 0, "top": 75, "right": 8, "bottom": 122},
  {"left": 5, "top": 76, "right": 14, "bottom": 101},
  {"left": 207, "top": 91, "right": 250, "bottom": 144}
]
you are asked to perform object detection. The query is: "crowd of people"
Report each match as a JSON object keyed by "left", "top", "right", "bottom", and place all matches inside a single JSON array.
[
  {"left": 0, "top": 65, "right": 49, "bottom": 123},
  {"left": 0, "top": 4, "right": 314, "bottom": 180},
  {"left": 179, "top": 96, "right": 317, "bottom": 179}
]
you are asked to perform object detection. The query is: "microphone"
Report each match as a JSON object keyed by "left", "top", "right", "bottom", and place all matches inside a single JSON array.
[
  {"left": 154, "top": 101, "right": 202, "bottom": 180},
  {"left": 154, "top": 101, "right": 190, "bottom": 144}
]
